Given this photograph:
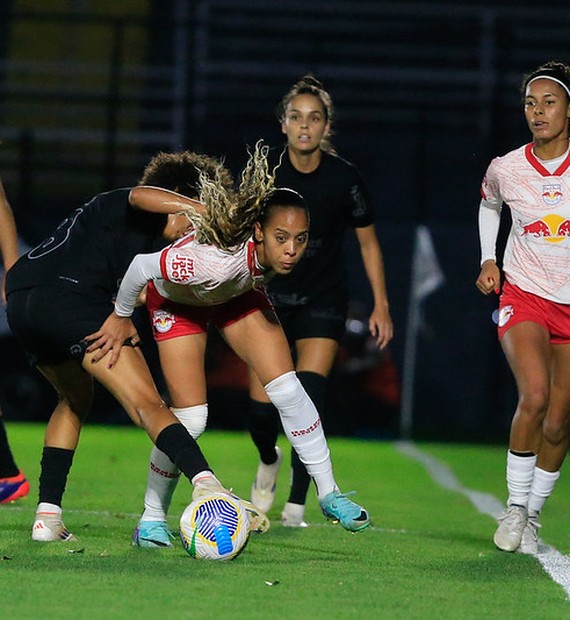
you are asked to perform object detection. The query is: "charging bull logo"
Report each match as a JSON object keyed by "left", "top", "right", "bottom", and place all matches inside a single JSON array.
[
  {"left": 521, "top": 214, "right": 570, "bottom": 243},
  {"left": 152, "top": 309, "right": 175, "bottom": 334},
  {"left": 542, "top": 184, "right": 563, "bottom": 207}
]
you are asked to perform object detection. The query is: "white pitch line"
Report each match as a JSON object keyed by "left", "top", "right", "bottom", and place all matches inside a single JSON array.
[{"left": 397, "top": 441, "right": 570, "bottom": 600}]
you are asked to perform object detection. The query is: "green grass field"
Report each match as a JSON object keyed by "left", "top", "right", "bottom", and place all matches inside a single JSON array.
[{"left": 1, "top": 424, "right": 569, "bottom": 619}]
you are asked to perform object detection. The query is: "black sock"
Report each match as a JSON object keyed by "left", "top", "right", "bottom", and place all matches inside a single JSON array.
[
  {"left": 39, "top": 447, "right": 75, "bottom": 506},
  {"left": 155, "top": 423, "right": 211, "bottom": 481},
  {"left": 287, "top": 372, "right": 327, "bottom": 505},
  {"left": 248, "top": 400, "right": 280, "bottom": 465},
  {"left": 0, "top": 416, "right": 19, "bottom": 478}
]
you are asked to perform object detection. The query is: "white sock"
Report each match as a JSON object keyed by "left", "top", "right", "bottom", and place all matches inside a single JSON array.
[
  {"left": 140, "top": 405, "right": 207, "bottom": 522},
  {"left": 264, "top": 371, "right": 336, "bottom": 499},
  {"left": 528, "top": 467, "right": 560, "bottom": 515},
  {"left": 506, "top": 451, "right": 536, "bottom": 508},
  {"left": 140, "top": 446, "right": 181, "bottom": 522},
  {"left": 36, "top": 502, "right": 61, "bottom": 515}
]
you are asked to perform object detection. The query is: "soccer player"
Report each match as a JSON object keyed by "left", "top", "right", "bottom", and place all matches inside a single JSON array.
[
  {"left": 5, "top": 151, "right": 267, "bottom": 541},
  {"left": 0, "top": 177, "right": 29, "bottom": 504},
  {"left": 476, "top": 61, "right": 570, "bottom": 554},
  {"left": 247, "top": 76, "right": 393, "bottom": 527},
  {"left": 88, "top": 143, "right": 371, "bottom": 546}
]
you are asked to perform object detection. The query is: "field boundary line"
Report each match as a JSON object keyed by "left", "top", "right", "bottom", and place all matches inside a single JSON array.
[{"left": 397, "top": 441, "right": 570, "bottom": 600}]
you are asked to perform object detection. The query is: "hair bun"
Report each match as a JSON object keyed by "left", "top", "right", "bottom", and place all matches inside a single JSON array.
[{"left": 299, "top": 74, "right": 324, "bottom": 89}]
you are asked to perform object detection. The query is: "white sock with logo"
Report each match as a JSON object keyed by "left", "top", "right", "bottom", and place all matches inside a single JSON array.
[{"left": 264, "top": 371, "right": 336, "bottom": 499}]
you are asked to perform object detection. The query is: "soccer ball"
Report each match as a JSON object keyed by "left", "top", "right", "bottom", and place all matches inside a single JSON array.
[{"left": 179, "top": 493, "right": 250, "bottom": 561}]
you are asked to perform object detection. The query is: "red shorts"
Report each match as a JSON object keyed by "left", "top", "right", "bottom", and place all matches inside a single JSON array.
[
  {"left": 146, "top": 281, "right": 275, "bottom": 341},
  {"left": 497, "top": 280, "right": 570, "bottom": 344}
]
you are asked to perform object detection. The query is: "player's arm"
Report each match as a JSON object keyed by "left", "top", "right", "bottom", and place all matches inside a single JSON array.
[
  {"left": 475, "top": 197, "right": 502, "bottom": 295},
  {"left": 354, "top": 223, "right": 393, "bottom": 349},
  {"left": 85, "top": 251, "right": 163, "bottom": 367},
  {"left": 129, "top": 186, "right": 205, "bottom": 216},
  {"left": 0, "top": 179, "right": 19, "bottom": 303}
]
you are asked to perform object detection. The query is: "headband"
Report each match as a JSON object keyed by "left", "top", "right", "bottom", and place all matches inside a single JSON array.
[{"left": 526, "top": 75, "right": 570, "bottom": 98}]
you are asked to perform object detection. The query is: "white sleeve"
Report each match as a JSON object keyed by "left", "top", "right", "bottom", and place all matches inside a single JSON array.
[
  {"left": 478, "top": 197, "right": 502, "bottom": 266},
  {"left": 114, "top": 251, "right": 163, "bottom": 317}
]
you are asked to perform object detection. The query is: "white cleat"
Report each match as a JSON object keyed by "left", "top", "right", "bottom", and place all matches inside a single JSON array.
[
  {"left": 193, "top": 474, "right": 270, "bottom": 534},
  {"left": 518, "top": 517, "right": 541, "bottom": 555},
  {"left": 250, "top": 447, "right": 283, "bottom": 513},
  {"left": 493, "top": 505, "right": 527, "bottom": 552},
  {"left": 281, "top": 502, "right": 309, "bottom": 528},
  {"left": 32, "top": 511, "right": 77, "bottom": 542},
  {"left": 192, "top": 475, "right": 227, "bottom": 501}
]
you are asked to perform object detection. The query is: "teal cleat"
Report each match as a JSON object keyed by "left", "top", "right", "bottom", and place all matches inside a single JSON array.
[
  {"left": 319, "top": 491, "right": 370, "bottom": 532},
  {"left": 133, "top": 520, "right": 175, "bottom": 548}
]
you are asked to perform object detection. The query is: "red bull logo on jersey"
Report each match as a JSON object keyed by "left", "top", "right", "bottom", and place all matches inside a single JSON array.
[
  {"left": 542, "top": 183, "right": 563, "bottom": 207},
  {"left": 152, "top": 309, "right": 175, "bottom": 334},
  {"left": 520, "top": 214, "right": 570, "bottom": 243}
]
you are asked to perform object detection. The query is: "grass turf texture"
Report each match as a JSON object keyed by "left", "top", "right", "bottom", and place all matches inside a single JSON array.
[{"left": 1, "top": 424, "right": 569, "bottom": 619}]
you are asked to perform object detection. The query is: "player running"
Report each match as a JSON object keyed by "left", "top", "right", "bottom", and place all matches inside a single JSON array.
[{"left": 476, "top": 61, "right": 570, "bottom": 554}]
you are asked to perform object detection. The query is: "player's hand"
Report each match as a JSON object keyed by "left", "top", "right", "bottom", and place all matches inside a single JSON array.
[
  {"left": 369, "top": 304, "right": 393, "bottom": 350},
  {"left": 475, "top": 260, "right": 501, "bottom": 295},
  {"left": 84, "top": 312, "right": 140, "bottom": 368}
]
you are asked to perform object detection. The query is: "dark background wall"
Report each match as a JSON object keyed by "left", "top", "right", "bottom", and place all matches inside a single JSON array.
[{"left": 0, "top": 0, "right": 567, "bottom": 441}]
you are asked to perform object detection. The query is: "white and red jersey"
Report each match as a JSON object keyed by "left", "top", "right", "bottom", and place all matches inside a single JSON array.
[
  {"left": 114, "top": 232, "right": 272, "bottom": 317},
  {"left": 480, "top": 143, "right": 570, "bottom": 304}
]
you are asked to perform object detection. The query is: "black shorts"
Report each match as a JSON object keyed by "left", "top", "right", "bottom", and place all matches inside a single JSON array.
[
  {"left": 274, "top": 291, "right": 348, "bottom": 344},
  {"left": 6, "top": 287, "right": 115, "bottom": 366}
]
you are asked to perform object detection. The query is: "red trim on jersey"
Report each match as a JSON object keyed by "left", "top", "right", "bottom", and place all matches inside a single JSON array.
[
  {"left": 159, "top": 248, "right": 169, "bottom": 279},
  {"left": 525, "top": 143, "right": 570, "bottom": 176},
  {"left": 247, "top": 239, "right": 265, "bottom": 277}
]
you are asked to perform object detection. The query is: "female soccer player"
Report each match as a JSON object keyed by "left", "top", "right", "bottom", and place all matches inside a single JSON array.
[
  {"left": 0, "top": 177, "right": 29, "bottom": 504},
  {"left": 476, "top": 61, "right": 570, "bottom": 554},
  {"left": 87, "top": 144, "right": 371, "bottom": 545},
  {"left": 5, "top": 151, "right": 267, "bottom": 541},
  {"left": 247, "top": 75, "right": 393, "bottom": 527}
]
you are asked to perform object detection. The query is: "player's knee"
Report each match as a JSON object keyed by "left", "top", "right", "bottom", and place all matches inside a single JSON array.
[
  {"left": 171, "top": 404, "right": 208, "bottom": 440},
  {"left": 543, "top": 417, "right": 570, "bottom": 447},
  {"left": 518, "top": 388, "right": 549, "bottom": 418},
  {"left": 264, "top": 371, "right": 306, "bottom": 416}
]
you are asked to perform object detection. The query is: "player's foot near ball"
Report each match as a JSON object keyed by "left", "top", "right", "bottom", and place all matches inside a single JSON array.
[
  {"left": 192, "top": 474, "right": 270, "bottom": 533},
  {"left": 133, "top": 520, "right": 175, "bottom": 548},
  {"left": 319, "top": 490, "right": 370, "bottom": 532}
]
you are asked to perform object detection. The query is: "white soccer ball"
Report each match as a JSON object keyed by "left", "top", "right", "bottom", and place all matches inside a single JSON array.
[{"left": 179, "top": 493, "right": 250, "bottom": 560}]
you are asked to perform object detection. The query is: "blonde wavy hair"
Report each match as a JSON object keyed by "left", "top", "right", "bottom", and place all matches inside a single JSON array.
[{"left": 185, "top": 141, "right": 277, "bottom": 249}]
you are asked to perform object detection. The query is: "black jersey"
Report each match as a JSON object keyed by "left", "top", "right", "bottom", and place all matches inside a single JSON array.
[
  {"left": 6, "top": 188, "right": 167, "bottom": 301},
  {"left": 267, "top": 149, "right": 374, "bottom": 306}
]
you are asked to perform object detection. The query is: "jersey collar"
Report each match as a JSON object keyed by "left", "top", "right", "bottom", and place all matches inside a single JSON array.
[{"left": 525, "top": 142, "right": 570, "bottom": 176}]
